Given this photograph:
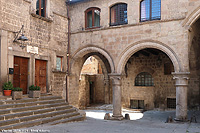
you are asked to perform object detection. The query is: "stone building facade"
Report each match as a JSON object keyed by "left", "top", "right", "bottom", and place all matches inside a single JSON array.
[
  {"left": 0, "top": 0, "right": 68, "bottom": 97},
  {"left": 1, "top": 0, "right": 200, "bottom": 122},
  {"left": 67, "top": 0, "right": 200, "bottom": 121}
]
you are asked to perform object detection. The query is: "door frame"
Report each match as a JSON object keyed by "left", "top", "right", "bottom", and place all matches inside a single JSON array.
[
  {"left": 13, "top": 56, "right": 30, "bottom": 94},
  {"left": 34, "top": 58, "right": 48, "bottom": 93}
]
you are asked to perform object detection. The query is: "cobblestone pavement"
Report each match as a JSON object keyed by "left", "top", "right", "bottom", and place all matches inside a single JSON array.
[{"left": 18, "top": 109, "right": 200, "bottom": 133}]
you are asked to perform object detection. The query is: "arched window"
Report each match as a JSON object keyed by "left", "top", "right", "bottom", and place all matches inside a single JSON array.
[
  {"left": 140, "top": 0, "right": 161, "bottom": 22},
  {"left": 36, "top": 0, "right": 46, "bottom": 17},
  {"left": 85, "top": 8, "right": 100, "bottom": 29},
  {"left": 110, "top": 3, "right": 128, "bottom": 26},
  {"left": 135, "top": 72, "right": 154, "bottom": 86}
]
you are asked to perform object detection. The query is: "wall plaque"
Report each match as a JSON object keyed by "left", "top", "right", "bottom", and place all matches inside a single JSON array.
[{"left": 27, "top": 45, "right": 38, "bottom": 54}]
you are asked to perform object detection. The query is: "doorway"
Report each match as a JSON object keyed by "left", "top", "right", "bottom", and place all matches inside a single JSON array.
[
  {"left": 13, "top": 56, "right": 29, "bottom": 94},
  {"left": 35, "top": 59, "right": 47, "bottom": 93}
]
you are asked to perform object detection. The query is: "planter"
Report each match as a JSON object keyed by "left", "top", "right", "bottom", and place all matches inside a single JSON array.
[
  {"left": 29, "top": 90, "right": 40, "bottom": 98},
  {"left": 4, "top": 90, "right": 12, "bottom": 96},
  {"left": 12, "top": 91, "right": 23, "bottom": 100}
]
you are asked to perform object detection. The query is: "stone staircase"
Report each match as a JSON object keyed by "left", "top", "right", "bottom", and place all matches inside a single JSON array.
[{"left": 0, "top": 95, "right": 85, "bottom": 130}]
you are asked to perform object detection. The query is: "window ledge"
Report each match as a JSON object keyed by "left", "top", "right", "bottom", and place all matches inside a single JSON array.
[
  {"left": 52, "top": 70, "right": 67, "bottom": 74},
  {"left": 134, "top": 86, "right": 155, "bottom": 88},
  {"left": 71, "top": 17, "right": 185, "bottom": 34},
  {"left": 85, "top": 27, "right": 101, "bottom": 30},
  {"left": 31, "top": 13, "right": 53, "bottom": 22}
]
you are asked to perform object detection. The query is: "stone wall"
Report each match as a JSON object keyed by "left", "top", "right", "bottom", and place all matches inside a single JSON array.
[
  {"left": 79, "top": 74, "right": 106, "bottom": 108},
  {"left": 68, "top": 0, "right": 198, "bottom": 108},
  {"left": 121, "top": 52, "right": 175, "bottom": 110},
  {"left": 69, "top": 0, "right": 189, "bottom": 72},
  {"left": 0, "top": 0, "right": 68, "bottom": 96}
]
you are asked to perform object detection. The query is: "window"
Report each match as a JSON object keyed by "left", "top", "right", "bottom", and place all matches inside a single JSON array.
[
  {"left": 140, "top": 0, "right": 161, "bottom": 22},
  {"left": 167, "top": 98, "right": 176, "bottom": 109},
  {"left": 135, "top": 72, "right": 154, "bottom": 86},
  {"left": 130, "top": 100, "right": 144, "bottom": 109},
  {"left": 85, "top": 8, "right": 100, "bottom": 29},
  {"left": 110, "top": 3, "right": 128, "bottom": 26},
  {"left": 56, "top": 56, "right": 62, "bottom": 71},
  {"left": 36, "top": 0, "right": 46, "bottom": 17}
]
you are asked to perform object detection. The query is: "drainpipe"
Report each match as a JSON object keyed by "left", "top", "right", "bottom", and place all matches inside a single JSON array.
[{"left": 66, "top": 0, "right": 71, "bottom": 103}]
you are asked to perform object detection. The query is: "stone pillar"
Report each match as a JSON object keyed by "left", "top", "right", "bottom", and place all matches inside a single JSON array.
[
  {"left": 0, "top": 30, "right": 8, "bottom": 92},
  {"left": 109, "top": 73, "right": 123, "bottom": 120},
  {"left": 104, "top": 78, "right": 110, "bottom": 104},
  {"left": 173, "top": 72, "right": 190, "bottom": 121}
]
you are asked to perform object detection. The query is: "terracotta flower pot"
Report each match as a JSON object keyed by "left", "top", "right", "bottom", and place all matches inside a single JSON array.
[{"left": 4, "top": 90, "right": 12, "bottom": 96}]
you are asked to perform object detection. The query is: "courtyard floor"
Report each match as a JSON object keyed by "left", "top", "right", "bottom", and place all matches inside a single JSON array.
[{"left": 17, "top": 107, "right": 200, "bottom": 133}]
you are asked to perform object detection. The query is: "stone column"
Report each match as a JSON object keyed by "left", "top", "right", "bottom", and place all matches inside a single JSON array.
[
  {"left": 173, "top": 72, "right": 190, "bottom": 121},
  {"left": 109, "top": 73, "right": 123, "bottom": 120},
  {"left": 104, "top": 78, "right": 110, "bottom": 104}
]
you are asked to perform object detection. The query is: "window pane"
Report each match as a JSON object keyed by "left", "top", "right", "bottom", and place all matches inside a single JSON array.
[
  {"left": 36, "top": 0, "right": 39, "bottom": 15},
  {"left": 152, "top": 0, "right": 161, "bottom": 20},
  {"left": 87, "top": 11, "right": 93, "bottom": 28},
  {"left": 110, "top": 4, "right": 127, "bottom": 26},
  {"left": 141, "top": 0, "right": 150, "bottom": 21},
  {"left": 56, "top": 57, "right": 62, "bottom": 71},
  {"left": 118, "top": 4, "right": 127, "bottom": 24},
  {"left": 135, "top": 72, "right": 153, "bottom": 86},
  {"left": 94, "top": 10, "right": 100, "bottom": 27},
  {"left": 111, "top": 6, "right": 117, "bottom": 25},
  {"left": 41, "top": 0, "right": 46, "bottom": 17}
]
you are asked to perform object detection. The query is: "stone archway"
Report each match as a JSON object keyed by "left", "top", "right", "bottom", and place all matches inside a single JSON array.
[
  {"left": 117, "top": 40, "right": 182, "bottom": 74},
  {"left": 68, "top": 46, "right": 115, "bottom": 108},
  {"left": 110, "top": 40, "right": 189, "bottom": 121},
  {"left": 182, "top": 5, "right": 200, "bottom": 28}
]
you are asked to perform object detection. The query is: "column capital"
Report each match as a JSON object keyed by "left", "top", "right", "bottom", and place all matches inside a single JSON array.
[
  {"left": 108, "top": 73, "right": 122, "bottom": 86},
  {"left": 172, "top": 72, "right": 190, "bottom": 86}
]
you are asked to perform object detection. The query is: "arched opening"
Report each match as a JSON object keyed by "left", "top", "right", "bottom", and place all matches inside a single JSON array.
[
  {"left": 79, "top": 55, "right": 112, "bottom": 108},
  {"left": 188, "top": 17, "right": 200, "bottom": 109},
  {"left": 121, "top": 48, "right": 176, "bottom": 110},
  {"left": 69, "top": 47, "right": 114, "bottom": 109}
]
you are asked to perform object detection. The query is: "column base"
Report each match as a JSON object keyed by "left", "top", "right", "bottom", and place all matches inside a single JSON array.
[
  {"left": 109, "top": 115, "right": 124, "bottom": 120},
  {"left": 174, "top": 117, "right": 188, "bottom": 122}
]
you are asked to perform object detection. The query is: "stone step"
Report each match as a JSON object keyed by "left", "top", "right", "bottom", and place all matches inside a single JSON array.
[
  {"left": 0, "top": 108, "right": 77, "bottom": 127},
  {"left": 0, "top": 105, "right": 73, "bottom": 120},
  {"left": 0, "top": 102, "right": 68, "bottom": 115},
  {"left": 0, "top": 96, "right": 62, "bottom": 105},
  {"left": 49, "top": 115, "right": 85, "bottom": 125},
  {"left": 0, "top": 94, "right": 84, "bottom": 130},
  {"left": 0, "top": 99, "right": 65, "bottom": 110},
  {"left": 0, "top": 112, "right": 81, "bottom": 130}
]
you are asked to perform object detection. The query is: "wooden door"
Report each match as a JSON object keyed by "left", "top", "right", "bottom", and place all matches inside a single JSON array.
[
  {"left": 13, "top": 57, "right": 28, "bottom": 94},
  {"left": 35, "top": 60, "right": 47, "bottom": 93}
]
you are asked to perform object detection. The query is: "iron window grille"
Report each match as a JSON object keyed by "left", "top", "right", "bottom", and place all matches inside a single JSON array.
[
  {"left": 85, "top": 7, "right": 101, "bottom": 29},
  {"left": 110, "top": 3, "right": 128, "bottom": 26},
  {"left": 140, "top": 0, "right": 161, "bottom": 22},
  {"left": 130, "top": 100, "right": 144, "bottom": 109},
  {"left": 167, "top": 98, "right": 176, "bottom": 109},
  {"left": 135, "top": 72, "right": 154, "bottom": 86},
  {"left": 36, "top": 0, "right": 46, "bottom": 17}
]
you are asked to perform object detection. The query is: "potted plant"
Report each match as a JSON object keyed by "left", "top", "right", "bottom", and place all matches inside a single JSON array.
[
  {"left": 12, "top": 87, "right": 23, "bottom": 100},
  {"left": 29, "top": 85, "right": 40, "bottom": 98},
  {"left": 2, "top": 81, "right": 13, "bottom": 96}
]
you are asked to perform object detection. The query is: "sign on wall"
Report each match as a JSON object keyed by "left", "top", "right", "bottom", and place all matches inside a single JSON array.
[{"left": 27, "top": 45, "right": 38, "bottom": 54}]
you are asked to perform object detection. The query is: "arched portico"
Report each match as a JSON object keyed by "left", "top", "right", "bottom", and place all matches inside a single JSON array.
[
  {"left": 117, "top": 40, "right": 182, "bottom": 73},
  {"left": 111, "top": 40, "right": 189, "bottom": 121},
  {"left": 68, "top": 46, "right": 115, "bottom": 108},
  {"left": 182, "top": 5, "right": 200, "bottom": 28}
]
